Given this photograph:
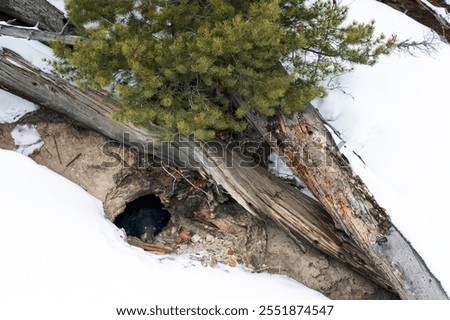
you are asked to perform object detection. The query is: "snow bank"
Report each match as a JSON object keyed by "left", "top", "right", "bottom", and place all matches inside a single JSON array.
[
  {"left": 317, "top": 0, "right": 450, "bottom": 293},
  {"left": 0, "top": 150, "right": 325, "bottom": 320}
]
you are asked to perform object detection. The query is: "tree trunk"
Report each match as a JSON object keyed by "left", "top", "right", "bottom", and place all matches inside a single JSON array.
[
  {"left": 0, "top": 47, "right": 392, "bottom": 289},
  {"left": 0, "top": 0, "right": 72, "bottom": 33},
  {"left": 246, "top": 107, "right": 448, "bottom": 299}
]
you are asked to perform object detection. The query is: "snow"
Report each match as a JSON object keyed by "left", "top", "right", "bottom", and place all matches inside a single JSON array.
[
  {"left": 0, "top": 149, "right": 326, "bottom": 319},
  {"left": 0, "top": 36, "right": 54, "bottom": 72},
  {"left": 0, "top": 20, "right": 38, "bottom": 30},
  {"left": 0, "top": 89, "right": 39, "bottom": 123},
  {"left": 268, "top": 152, "right": 317, "bottom": 199},
  {"left": 0, "top": 11, "right": 55, "bottom": 72},
  {"left": 316, "top": 0, "right": 450, "bottom": 294},
  {"left": 46, "top": 0, "right": 66, "bottom": 13},
  {"left": 268, "top": 152, "right": 302, "bottom": 184},
  {"left": 0, "top": 2, "right": 61, "bottom": 72},
  {"left": 11, "top": 124, "right": 44, "bottom": 156}
]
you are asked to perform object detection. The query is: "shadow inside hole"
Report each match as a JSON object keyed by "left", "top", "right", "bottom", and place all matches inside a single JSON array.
[{"left": 114, "top": 194, "right": 171, "bottom": 243}]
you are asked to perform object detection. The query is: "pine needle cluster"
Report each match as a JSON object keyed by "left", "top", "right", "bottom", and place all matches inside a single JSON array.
[{"left": 53, "top": 0, "right": 391, "bottom": 139}]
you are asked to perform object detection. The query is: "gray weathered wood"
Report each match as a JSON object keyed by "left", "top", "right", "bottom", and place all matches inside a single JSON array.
[
  {"left": 0, "top": 23, "right": 81, "bottom": 44},
  {"left": 0, "top": 0, "right": 71, "bottom": 32}
]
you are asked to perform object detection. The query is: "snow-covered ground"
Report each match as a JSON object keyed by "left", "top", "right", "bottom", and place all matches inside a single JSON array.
[
  {"left": 0, "top": 149, "right": 326, "bottom": 320},
  {"left": 1, "top": 2, "right": 449, "bottom": 317},
  {"left": 316, "top": 0, "right": 450, "bottom": 294}
]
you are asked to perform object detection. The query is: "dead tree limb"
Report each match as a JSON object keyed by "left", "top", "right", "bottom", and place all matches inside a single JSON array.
[{"left": 0, "top": 23, "right": 81, "bottom": 45}]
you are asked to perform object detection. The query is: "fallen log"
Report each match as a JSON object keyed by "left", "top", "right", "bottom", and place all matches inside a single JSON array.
[
  {"left": 0, "top": 47, "right": 390, "bottom": 289},
  {"left": 246, "top": 107, "right": 448, "bottom": 299}
]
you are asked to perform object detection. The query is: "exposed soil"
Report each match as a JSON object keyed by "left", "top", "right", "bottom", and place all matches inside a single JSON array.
[{"left": 0, "top": 108, "right": 397, "bottom": 299}]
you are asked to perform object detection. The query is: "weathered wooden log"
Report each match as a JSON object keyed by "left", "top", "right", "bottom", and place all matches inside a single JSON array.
[
  {"left": 0, "top": 23, "right": 81, "bottom": 45},
  {"left": 0, "top": 0, "right": 73, "bottom": 33},
  {"left": 0, "top": 47, "right": 391, "bottom": 289},
  {"left": 246, "top": 107, "right": 448, "bottom": 299}
]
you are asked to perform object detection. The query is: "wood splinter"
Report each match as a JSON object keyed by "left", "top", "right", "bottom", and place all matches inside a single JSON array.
[{"left": 127, "top": 236, "right": 173, "bottom": 254}]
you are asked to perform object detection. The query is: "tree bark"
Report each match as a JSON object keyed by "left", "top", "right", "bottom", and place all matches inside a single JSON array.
[
  {"left": 0, "top": 0, "right": 72, "bottom": 32},
  {"left": 246, "top": 107, "right": 448, "bottom": 299},
  {"left": 0, "top": 23, "right": 80, "bottom": 44},
  {"left": 0, "top": 47, "right": 392, "bottom": 290}
]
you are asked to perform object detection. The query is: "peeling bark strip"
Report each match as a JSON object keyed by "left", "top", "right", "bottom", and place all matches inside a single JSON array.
[
  {"left": 0, "top": 0, "right": 73, "bottom": 33},
  {"left": 0, "top": 23, "right": 80, "bottom": 45},
  {"left": 246, "top": 106, "right": 448, "bottom": 299},
  {"left": 0, "top": 48, "right": 392, "bottom": 289}
]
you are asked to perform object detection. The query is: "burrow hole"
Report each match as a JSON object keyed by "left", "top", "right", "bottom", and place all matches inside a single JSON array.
[{"left": 114, "top": 194, "right": 171, "bottom": 243}]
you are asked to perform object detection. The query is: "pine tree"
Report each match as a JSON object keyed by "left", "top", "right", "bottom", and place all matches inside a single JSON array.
[{"left": 53, "top": 0, "right": 392, "bottom": 139}]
